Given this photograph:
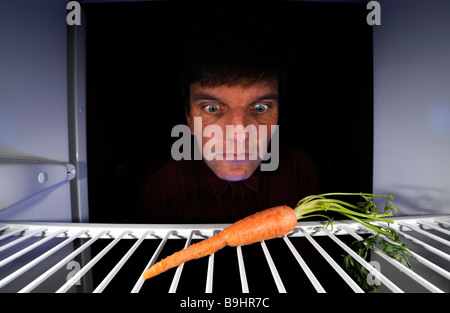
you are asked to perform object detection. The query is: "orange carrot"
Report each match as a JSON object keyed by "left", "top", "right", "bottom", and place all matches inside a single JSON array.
[
  {"left": 143, "top": 205, "right": 297, "bottom": 280},
  {"left": 142, "top": 192, "right": 406, "bottom": 283}
]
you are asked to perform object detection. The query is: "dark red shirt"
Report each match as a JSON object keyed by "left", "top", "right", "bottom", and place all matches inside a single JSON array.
[{"left": 136, "top": 144, "right": 320, "bottom": 224}]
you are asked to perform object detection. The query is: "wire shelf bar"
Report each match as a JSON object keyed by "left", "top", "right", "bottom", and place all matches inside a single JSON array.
[
  {"left": 236, "top": 245, "right": 249, "bottom": 293},
  {"left": 282, "top": 235, "right": 326, "bottom": 293},
  {"left": 298, "top": 227, "right": 364, "bottom": 293},
  {"left": 260, "top": 240, "right": 286, "bottom": 293}
]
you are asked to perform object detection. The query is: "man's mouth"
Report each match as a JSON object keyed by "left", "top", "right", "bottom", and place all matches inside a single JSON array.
[{"left": 220, "top": 152, "right": 259, "bottom": 160}]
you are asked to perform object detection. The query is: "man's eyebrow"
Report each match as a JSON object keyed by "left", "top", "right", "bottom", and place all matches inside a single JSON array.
[
  {"left": 191, "top": 93, "right": 279, "bottom": 103},
  {"left": 191, "top": 93, "right": 221, "bottom": 102},
  {"left": 251, "top": 93, "right": 279, "bottom": 103}
]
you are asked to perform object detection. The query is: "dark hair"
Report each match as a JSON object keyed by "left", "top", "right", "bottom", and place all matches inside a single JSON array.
[{"left": 179, "top": 4, "right": 295, "bottom": 114}]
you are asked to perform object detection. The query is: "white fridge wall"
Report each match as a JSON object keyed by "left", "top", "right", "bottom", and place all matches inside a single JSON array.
[
  {"left": 373, "top": 0, "right": 450, "bottom": 215},
  {"left": 0, "top": 0, "right": 72, "bottom": 221}
]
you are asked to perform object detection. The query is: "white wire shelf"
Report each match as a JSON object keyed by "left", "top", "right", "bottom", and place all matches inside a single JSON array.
[{"left": 0, "top": 215, "right": 449, "bottom": 293}]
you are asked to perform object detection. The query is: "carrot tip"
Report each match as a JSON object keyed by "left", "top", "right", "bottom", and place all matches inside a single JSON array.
[{"left": 142, "top": 272, "right": 150, "bottom": 280}]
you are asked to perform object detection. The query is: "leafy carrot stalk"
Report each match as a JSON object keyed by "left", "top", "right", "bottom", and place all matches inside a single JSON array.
[
  {"left": 143, "top": 192, "right": 410, "bottom": 281},
  {"left": 295, "top": 192, "right": 412, "bottom": 292}
]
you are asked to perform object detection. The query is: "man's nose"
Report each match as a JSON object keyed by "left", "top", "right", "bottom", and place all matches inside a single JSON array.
[
  {"left": 227, "top": 107, "right": 248, "bottom": 126},
  {"left": 225, "top": 109, "right": 255, "bottom": 141}
]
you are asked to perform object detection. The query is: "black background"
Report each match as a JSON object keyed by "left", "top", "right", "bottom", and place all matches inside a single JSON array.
[{"left": 84, "top": 1, "right": 373, "bottom": 223}]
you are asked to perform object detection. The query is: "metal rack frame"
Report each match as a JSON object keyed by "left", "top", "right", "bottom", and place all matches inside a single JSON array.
[{"left": 1, "top": 215, "right": 449, "bottom": 293}]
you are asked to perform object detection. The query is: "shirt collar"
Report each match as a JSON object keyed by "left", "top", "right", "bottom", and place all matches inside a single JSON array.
[{"left": 199, "top": 161, "right": 261, "bottom": 200}]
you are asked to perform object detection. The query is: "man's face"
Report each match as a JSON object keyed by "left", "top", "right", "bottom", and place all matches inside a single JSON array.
[{"left": 187, "top": 80, "right": 279, "bottom": 181}]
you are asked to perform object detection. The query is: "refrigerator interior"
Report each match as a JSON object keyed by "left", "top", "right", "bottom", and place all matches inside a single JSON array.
[{"left": 1, "top": 0, "right": 449, "bottom": 295}]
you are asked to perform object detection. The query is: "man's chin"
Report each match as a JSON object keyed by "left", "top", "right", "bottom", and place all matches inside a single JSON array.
[
  {"left": 205, "top": 160, "right": 260, "bottom": 181},
  {"left": 217, "top": 172, "right": 252, "bottom": 182}
]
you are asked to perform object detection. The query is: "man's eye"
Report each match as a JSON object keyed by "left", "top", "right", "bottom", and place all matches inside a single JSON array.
[
  {"left": 203, "top": 104, "right": 220, "bottom": 113},
  {"left": 254, "top": 103, "right": 269, "bottom": 113}
]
